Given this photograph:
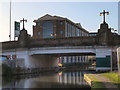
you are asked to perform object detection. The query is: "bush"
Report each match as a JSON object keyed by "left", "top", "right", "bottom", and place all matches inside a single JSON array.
[{"left": 2, "top": 63, "right": 14, "bottom": 76}]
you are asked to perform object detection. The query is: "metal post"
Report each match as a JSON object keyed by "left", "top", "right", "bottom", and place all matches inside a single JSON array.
[
  {"left": 117, "top": 48, "right": 120, "bottom": 72},
  {"left": 23, "top": 18, "right": 25, "bottom": 30},
  {"left": 111, "top": 47, "right": 113, "bottom": 72},
  {"left": 9, "top": 0, "right": 11, "bottom": 41},
  {"left": 103, "top": 10, "right": 105, "bottom": 23}
]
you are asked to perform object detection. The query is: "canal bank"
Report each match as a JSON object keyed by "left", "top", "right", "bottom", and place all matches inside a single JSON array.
[{"left": 84, "top": 72, "right": 120, "bottom": 89}]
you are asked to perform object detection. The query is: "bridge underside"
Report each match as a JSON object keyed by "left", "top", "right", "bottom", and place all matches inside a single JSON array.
[
  {"left": 31, "top": 52, "right": 96, "bottom": 57},
  {"left": 27, "top": 52, "right": 96, "bottom": 69},
  {"left": 28, "top": 55, "right": 58, "bottom": 68}
]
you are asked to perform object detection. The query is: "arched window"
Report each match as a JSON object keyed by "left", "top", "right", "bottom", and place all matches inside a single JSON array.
[{"left": 43, "top": 21, "right": 53, "bottom": 39}]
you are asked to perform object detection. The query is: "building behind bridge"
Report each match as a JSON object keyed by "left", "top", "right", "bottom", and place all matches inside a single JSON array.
[{"left": 33, "top": 14, "right": 89, "bottom": 39}]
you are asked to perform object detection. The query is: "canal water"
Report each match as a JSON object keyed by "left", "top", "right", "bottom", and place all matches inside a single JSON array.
[{"left": 2, "top": 70, "right": 95, "bottom": 88}]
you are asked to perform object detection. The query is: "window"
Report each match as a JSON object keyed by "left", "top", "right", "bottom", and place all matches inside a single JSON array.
[
  {"left": 75, "top": 27, "right": 76, "bottom": 36},
  {"left": 38, "top": 31, "right": 40, "bottom": 36},
  {"left": 72, "top": 25, "right": 74, "bottom": 36},
  {"left": 38, "top": 22, "right": 40, "bottom": 26},
  {"left": 65, "top": 22, "right": 68, "bottom": 37},
  {"left": 81, "top": 31, "right": 83, "bottom": 36},
  {"left": 72, "top": 26, "right": 75, "bottom": 37},
  {"left": 60, "top": 30, "right": 64, "bottom": 35},
  {"left": 77, "top": 28, "right": 80, "bottom": 36},
  {"left": 79, "top": 30, "right": 81, "bottom": 36},
  {"left": 43, "top": 21, "right": 53, "bottom": 39},
  {"left": 69, "top": 24, "right": 71, "bottom": 37},
  {"left": 83, "top": 32, "right": 85, "bottom": 36},
  {"left": 60, "top": 21, "right": 63, "bottom": 25},
  {"left": 68, "top": 23, "right": 70, "bottom": 37},
  {"left": 86, "top": 33, "right": 88, "bottom": 36}
]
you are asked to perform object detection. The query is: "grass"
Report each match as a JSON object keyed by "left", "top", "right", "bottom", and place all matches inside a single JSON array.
[
  {"left": 85, "top": 72, "right": 120, "bottom": 89},
  {"left": 87, "top": 74, "right": 105, "bottom": 88},
  {"left": 101, "top": 72, "right": 120, "bottom": 88},
  {"left": 101, "top": 72, "right": 119, "bottom": 84},
  {"left": 92, "top": 82, "right": 105, "bottom": 88}
]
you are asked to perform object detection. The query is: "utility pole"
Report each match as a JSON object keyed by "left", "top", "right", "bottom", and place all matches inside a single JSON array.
[{"left": 9, "top": 0, "right": 11, "bottom": 41}]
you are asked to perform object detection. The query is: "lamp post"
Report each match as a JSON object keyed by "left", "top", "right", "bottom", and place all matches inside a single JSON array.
[
  {"left": 100, "top": 10, "right": 109, "bottom": 24},
  {"left": 9, "top": 0, "right": 11, "bottom": 41}
]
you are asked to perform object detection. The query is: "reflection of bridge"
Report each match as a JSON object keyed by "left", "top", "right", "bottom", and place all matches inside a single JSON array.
[
  {"left": 1, "top": 22, "right": 120, "bottom": 71},
  {"left": 2, "top": 71, "right": 89, "bottom": 88},
  {"left": 58, "top": 71, "right": 88, "bottom": 85}
]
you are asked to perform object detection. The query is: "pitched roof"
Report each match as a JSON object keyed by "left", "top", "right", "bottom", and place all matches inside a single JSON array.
[
  {"left": 34, "top": 14, "right": 66, "bottom": 22},
  {"left": 76, "top": 23, "right": 82, "bottom": 28}
]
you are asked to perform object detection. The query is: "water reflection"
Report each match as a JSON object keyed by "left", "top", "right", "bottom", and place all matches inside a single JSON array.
[
  {"left": 2, "top": 71, "right": 93, "bottom": 88},
  {"left": 58, "top": 71, "right": 89, "bottom": 85}
]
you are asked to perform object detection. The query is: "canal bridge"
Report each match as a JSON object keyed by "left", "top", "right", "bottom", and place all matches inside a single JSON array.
[{"left": 0, "top": 22, "right": 120, "bottom": 71}]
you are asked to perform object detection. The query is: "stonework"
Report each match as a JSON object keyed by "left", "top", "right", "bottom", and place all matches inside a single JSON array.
[
  {"left": 97, "top": 23, "right": 113, "bottom": 45},
  {"left": 18, "top": 29, "right": 30, "bottom": 48}
]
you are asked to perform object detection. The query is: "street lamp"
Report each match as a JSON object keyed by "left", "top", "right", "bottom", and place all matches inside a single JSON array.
[
  {"left": 99, "top": 10, "right": 109, "bottom": 23},
  {"left": 51, "top": 33, "right": 56, "bottom": 37}
]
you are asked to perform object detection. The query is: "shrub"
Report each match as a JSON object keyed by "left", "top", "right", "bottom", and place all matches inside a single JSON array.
[{"left": 2, "top": 63, "right": 14, "bottom": 76}]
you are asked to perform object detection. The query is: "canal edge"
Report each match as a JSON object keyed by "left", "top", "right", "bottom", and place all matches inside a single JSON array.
[{"left": 84, "top": 74, "right": 93, "bottom": 87}]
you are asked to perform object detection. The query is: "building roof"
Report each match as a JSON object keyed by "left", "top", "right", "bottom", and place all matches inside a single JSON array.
[
  {"left": 76, "top": 23, "right": 82, "bottom": 28},
  {"left": 33, "top": 14, "right": 89, "bottom": 33},
  {"left": 33, "top": 14, "right": 65, "bottom": 22}
]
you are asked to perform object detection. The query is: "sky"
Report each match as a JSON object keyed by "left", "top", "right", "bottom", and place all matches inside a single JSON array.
[{"left": 0, "top": 0, "right": 119, "bottom": 42}]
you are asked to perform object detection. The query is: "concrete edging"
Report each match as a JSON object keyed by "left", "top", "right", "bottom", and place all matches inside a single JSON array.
[{"left": 84, "top": 74, "right": 93, "bottom": 87}]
